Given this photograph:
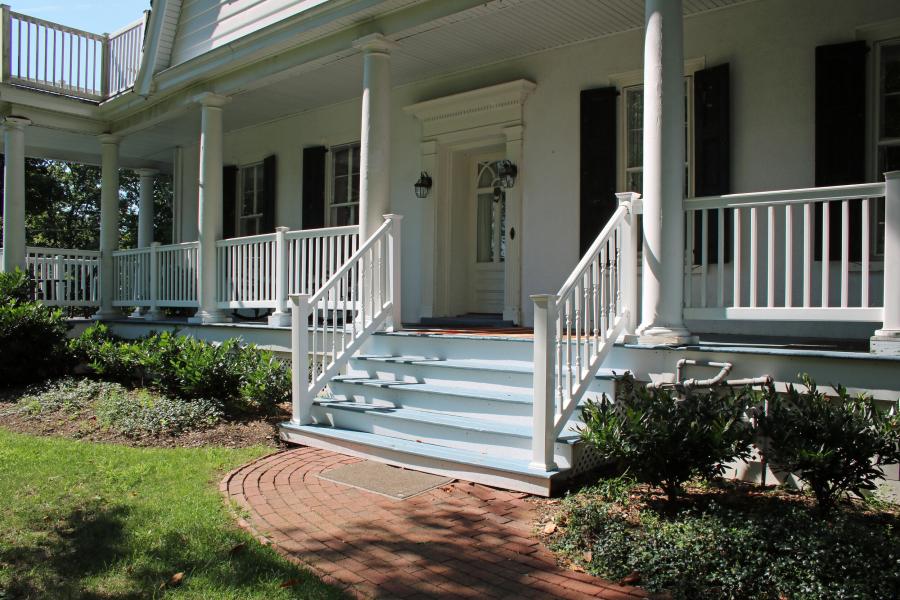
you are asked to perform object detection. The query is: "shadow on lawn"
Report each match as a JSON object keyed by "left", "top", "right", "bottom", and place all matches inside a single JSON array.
[{"left": 0, "top": 501, "right": 337, "bottom": 600}]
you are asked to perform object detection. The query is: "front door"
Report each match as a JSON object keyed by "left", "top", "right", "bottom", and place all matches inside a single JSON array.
[{"left": 468, "top": 154, "right": 506, "bottom": 314}]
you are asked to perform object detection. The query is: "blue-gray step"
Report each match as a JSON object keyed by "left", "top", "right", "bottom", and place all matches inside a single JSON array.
[
  {"left": 280, "top": 422, "right": 563, "bottom": 496},
  {"left": 310, "top": 400, "right": 579, "bottom": 468}
]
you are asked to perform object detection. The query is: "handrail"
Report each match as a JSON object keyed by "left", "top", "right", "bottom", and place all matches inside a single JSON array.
[
  {"left": 687, "top": 181, "right": 886, "bottom": 211},
  {"left": 290, "top": 215, "right": 402, "bottom": 425},
  {"left": 215, "top": 232, "right": 278, "bottom": 246},
  {"left": 530, "top": 193, "right": 638, "bottom": 471},
  {"left": 26, "top": 246, "right": 99, "bottom": 257},
  {"left": 285, "top": 225, "right": 359, "bottom": 240}
]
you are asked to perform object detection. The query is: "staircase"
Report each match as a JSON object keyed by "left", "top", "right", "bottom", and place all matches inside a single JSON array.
[{"left": 280, "top": 331, "right": 623, "bottom": 496}]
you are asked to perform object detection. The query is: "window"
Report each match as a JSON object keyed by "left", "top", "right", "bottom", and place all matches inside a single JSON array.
[
  {"left": 475, "top": 160, "right": 506, "bottom": 264},
  {"left": 622, "top": 79, "right": 693, "bottom": 197},
  {"left": 329, "top": 143, "right": 360, "bottom": 226},
  {"left": 238, "top": 163, "right": 264, "bottom": 236},
  {"left": 874, "top": 38, "right": 900, "bottom": 256}
]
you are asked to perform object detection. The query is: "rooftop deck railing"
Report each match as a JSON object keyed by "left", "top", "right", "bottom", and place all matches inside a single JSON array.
[{"left": 0, "top": 5, "right": 146, "bottom": 101}]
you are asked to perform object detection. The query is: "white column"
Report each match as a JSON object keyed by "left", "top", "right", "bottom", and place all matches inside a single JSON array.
[
  {"left": 268, "top": 226, "right": 291, "bottom": 327},
  {"left": 872, "top": 171, "right": 900, "bottom": 355},
  {"left": 636, "top": 0, "right": 694, "bottom": 344},
  {"left": 354, "top": 33, "right": 397, "bottom": 241},
  {"left": 93, "top": 134, "right": 121, "bottom": 320},
  {"left": 189, "top": 93, "right": 231, "bottom": 324},
  {"left": 135, "top": 168, "right": 158, "bottom": 249},
  {"left": 2, "top": 116, "right": 30, "bottom": 273}
]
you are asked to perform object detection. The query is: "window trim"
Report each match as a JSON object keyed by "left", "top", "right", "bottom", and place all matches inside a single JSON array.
[{"left": 326, "top": 141, "right": 361, "bottom": 227}]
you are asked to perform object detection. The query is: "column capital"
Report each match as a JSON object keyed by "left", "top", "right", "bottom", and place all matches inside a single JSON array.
[
  {"left": 194, "top": 92, "right": 231, "bottom": 108},
  {"left": 353, "top": 33, "right": 398, "bottom": 55},
  {"left": 3, "top": 116, "right": 31, "bottom": 130},
  {"left": 98, "top": 133, "right": 120, "bottom": 146},
  {"left": 135, "top": 168, "right": 159, "bottom": 177}
]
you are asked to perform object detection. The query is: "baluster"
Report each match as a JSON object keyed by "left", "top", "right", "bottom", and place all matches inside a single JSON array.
[
  {"left": 784, "top": 204, "right": 793, "bottom": 307},
  {"left": 555, "top": 311, "right": 564, "bottom": 415},
  {"left": 574, "top": 281, "right": 582, "bottom": 378},
  {"left": 767, "top": 205, "right": 775, "bottom": 308},
  {"left": 803, "top": 203, "right": 812, "bottom": 307},
  {"left": 841, "top": 199, "right": 850, "bottom": 308},
  {"left": 600, "top": 245, "right": 608, "bottom": 338},
  {"left": 609, "top": 239, "right": 618, "bottom": 327},
  {"left": 592, "top": 256, "right": 600, "bottom": 354},
  {"left": 565, "top": 296, "right": 573, "bottom": 401},
  {"left": 822, "top": 201, "right": 830, "bottom": 307},
  {"left": 701, "top": 209, "right": 708, "bottom": 308},
  {"left": 733, "top": 208, "right": 742, "bottom": 307},
  {"left": 749, "top": 207, "right": 758, "bottom": 307},
  {"left": 685, "top": 209, "right": 694, "bottom": 307},
  {"left": 862, "top": 197, "right": 870, "bottom": 308}
]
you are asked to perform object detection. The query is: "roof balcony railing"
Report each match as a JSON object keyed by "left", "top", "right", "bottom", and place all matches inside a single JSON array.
[{"left": 0, "top": 4, "right": 146, "bottom": 101}]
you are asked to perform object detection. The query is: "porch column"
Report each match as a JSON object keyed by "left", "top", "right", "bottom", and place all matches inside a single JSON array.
[
  {"left": 136, "top": 169, "right": 158, "bottom": 249},
  {"left": 872, "top": 171, "right": 900, "bottom": 355},
  {"left": 354, "top": 33, "right": 397, "bottom": 241},
  {"left": 189, "top": 93, "right": 231, "bottom": 324},
  {"left": 93, "top": 134, "right": 121, "bottom": 320},
  {"left": 635, "top": 0, "right": 694, "bottom": 344},
  {"left": 1, "top": 116, "right": 30, "bottom": 273}
]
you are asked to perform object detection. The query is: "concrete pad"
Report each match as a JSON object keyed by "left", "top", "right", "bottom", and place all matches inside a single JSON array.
[{"left": 318, "top": 460, "right": 454, "bottom": 500}]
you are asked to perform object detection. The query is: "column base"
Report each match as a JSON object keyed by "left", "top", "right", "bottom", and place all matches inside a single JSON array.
[
  {"left": 91, "top": 309, "right": 121, "bottom": 321},
  {"left": 625, "top": 325, "right": 698, "bottom": 347},
  {"left": 870, "top": 330, "right": 900, "bottom": 356},
  {"left": 267, "top": 311, "right": 291, "bottom": 328},
  {"left": 188, "top": 309, "right": 232, "bottom": 324},
  {"left": 129, "top": 308, "right": 144, "bottom": 319}
]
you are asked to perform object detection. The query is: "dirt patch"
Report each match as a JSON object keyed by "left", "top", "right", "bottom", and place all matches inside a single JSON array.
[{"left": 0, "top": 390, "right": 290, "bottom": 450}]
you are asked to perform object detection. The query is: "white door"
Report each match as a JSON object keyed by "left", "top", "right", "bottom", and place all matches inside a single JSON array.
[{"left": 468, "top": 155, "right": 506, "bottom": 314}]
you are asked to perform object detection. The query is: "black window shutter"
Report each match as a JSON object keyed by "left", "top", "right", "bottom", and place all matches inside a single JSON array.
[
  {"left": 262, "top": 154, "right": 277, "bottom": 232},
  {"left": 302, "top": 146, "right": 327, "bottom": 230},
  {"left": 580, "top": 87, "right": 618, "bottom": 257},
  {"left": 693, "top": 62, "right": 731, "bottom": 264},
  {"left": 815, "top": 40, "right": 867, "bottom": 261},
  {"left": 222, "top": 165, "right": 238, "bottom": 239}
]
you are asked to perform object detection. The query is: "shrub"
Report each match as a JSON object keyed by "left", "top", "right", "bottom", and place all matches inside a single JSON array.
[
  {"left": 579, "top": 375, "right": 756, "bottom": 501},
  {"left": 95, "top": 389, "right": 222, "bottom": 437},
  {"left": 0, "top": 268, "right": 32, "bottom": 304},
  {"left": 19, "top": 378, "right": 122, "bottom": 415},
  {"left": 550, "top": 489, "right": 900, "bottom": 600},
  {"left": 0, "top": 301, "right": 69, "bottom": 386},
  {"left": 69, "top": 326, "right": 290, "bottom": 415},
  {"left": 759, "top": 376, "right": 900, "bottom": 512}
]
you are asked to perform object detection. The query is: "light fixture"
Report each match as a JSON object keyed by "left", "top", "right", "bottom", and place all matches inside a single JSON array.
[
  {"left": 414, "top": 171, "right": 433, "bottom": 198},
  {"left": 497, "top": 160, "right": 518, "bottom": 189}
]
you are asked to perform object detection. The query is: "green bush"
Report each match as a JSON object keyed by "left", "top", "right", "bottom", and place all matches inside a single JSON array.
[
  {"left": 95, "top": 388, "right": 222, "bottom": 438},
  {"left": 579, "top": 375, "right": 756, "bottom": 501},
  {"left": 760, "top": 377, "right": 900, "bottom": 512},
  {"left": 0, "top": 301, "right": 69, "bottom": 386},
  {"left": 550, "top": 487, "right": 900, "bottom": 600},
  {"left": 69, "top": 325, "right": 289, "bottom": 415},
  {"left": 0, "top": 268, "right": 32, "bottom": 304}
]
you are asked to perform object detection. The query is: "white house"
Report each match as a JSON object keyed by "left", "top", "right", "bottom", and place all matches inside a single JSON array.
[{"left": 1, "top": 0, "right": 899, "bottom": 494}]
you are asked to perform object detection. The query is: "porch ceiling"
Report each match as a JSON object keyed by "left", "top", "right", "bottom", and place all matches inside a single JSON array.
[{"left": 18, "top": 0, "right": 754, "bottom": 167}]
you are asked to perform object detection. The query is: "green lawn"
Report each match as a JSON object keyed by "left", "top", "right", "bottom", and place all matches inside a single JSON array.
[{"left": 0, "top": 429, "right": 343, "bottom": 599}]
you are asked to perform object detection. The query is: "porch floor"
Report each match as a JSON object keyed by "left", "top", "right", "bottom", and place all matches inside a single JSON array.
[{"left": 221, "top": 446, "right": 647, "bottom": 599}]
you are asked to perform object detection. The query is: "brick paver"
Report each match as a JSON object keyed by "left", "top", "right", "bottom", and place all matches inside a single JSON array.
[{"left": 221, "top": 447, "right": 647, "bottom": 599}]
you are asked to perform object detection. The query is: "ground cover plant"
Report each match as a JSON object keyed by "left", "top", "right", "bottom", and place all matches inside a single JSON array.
[
  {"left": 0, "top": 429, "right": 341, "bottom": 599},
  {"left": 543, "top": 477, "right": 900, "bottom": 600}
]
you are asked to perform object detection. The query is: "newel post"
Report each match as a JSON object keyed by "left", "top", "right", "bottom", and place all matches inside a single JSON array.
[
  {"left": 291, "top": 293, "right": 312, "bottom": 424},
  {"left": 530, "top": 294, "right": 558, "bottom": 472},
  {"left": 385, "top": 214, "right": 403, "bottom": 331},
  {"left": 872, "top": 171, "right": 900, "bottom": 355},
  {"left": 1, "top": 5, "right": 11, "bottom": 83},
  {"left": 145, "top": 242, "right": 163, "bottom": 321},
  {"left": 616, "top": 192, "right": 641, "bottom": 336},
  {"left": 268, "top": 226, "right": 291, "bottom": 327}
]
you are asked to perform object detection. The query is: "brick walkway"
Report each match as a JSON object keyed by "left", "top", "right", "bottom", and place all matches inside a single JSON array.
[{"left": 221, "top": 447, "right": 647, "bottom": 599}]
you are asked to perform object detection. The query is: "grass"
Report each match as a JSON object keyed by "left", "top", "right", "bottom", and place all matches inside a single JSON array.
[{"left": 0, "top": 429, "right": 344, "bottom": 599}]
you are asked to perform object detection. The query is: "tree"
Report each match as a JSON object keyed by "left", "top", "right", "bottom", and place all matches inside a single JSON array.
[{"left": 1, "top": 157, "right": 172, "bottom": 250}]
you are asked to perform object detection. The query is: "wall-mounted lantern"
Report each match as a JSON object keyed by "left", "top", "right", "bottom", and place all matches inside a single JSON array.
[
  {"left": 497, "top": 160, "right": 518, "bottom": 189},
  {"left": 414, "top": 171, "right": 433, "bottom": 198}
]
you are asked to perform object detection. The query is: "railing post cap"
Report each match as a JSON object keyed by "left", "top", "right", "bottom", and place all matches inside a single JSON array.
[
  {"left": 615, "top": 191, "right": 641, "bottom": 204},
  {"left": 530, "top": 293, "right": 556, "bottom": 307},
  {"left": 383, "top": 213, "right": 404, "bottom": 221},
  {"left": 275, "top": 226, "right": 290, "bottom": 233},
  {"left": 150, "top": 241, "right": 161, "bottom": 247},
  {"left": 289, "top": 293, "right": 310, "bottom": 303},
  {"left": 884, "top": 171, "right": 900, "bottom": 182}
]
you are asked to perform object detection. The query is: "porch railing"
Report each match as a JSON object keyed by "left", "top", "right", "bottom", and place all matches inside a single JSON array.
[
  {"left": 26, "top": 246, "right": 100, "bottom": 307},
  {"left": 530, "top": 194, "right": 638, "bottom": 471},
  {"left": 291, "top": 215, "right": 401, "bottom": 425},
  {"left": 113, "top": 241, "right": 200, "bottom": 310},
  {"left": 0, "top": 5, "right": 146, "bottom": 101},
  {"left": 683, "top": 182, "right": 887, "bottom": 322}
]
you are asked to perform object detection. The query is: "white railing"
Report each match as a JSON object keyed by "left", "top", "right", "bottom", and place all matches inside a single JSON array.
[
  {"left": 217, "top": 225, "right": 359, "bottom": 316},
  {"left": 113, "top": 241, "right": 199, "bottom": 312},
  {"left": 0, "top": 6, "right": 145, "bottom": 100},
  {"left": 26, "top": 246, "right": 100, "bottom": 307},
  {"left": 107, "top": 16, "right": 146, "bottom": 97},
  {"left": 290, "top": 215, "right": 402, "bottom": 425},
  {"left": 530, "top": 194, "right": 638, "bottom": 471},
  {"left": 683, "top": 182, "right": 887, "bottom": 322}
]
